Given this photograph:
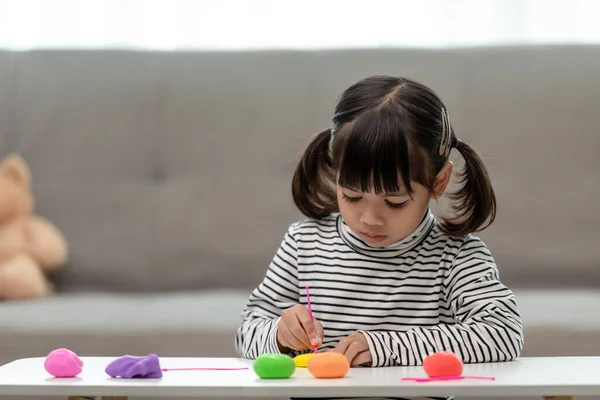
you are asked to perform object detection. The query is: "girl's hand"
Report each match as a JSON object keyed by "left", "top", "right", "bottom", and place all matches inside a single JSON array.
[
  {"left": 331, "top": 331, "right": 372, "bottom": 367},
  {"left": 277, "top": 304, "right": 324, "bottom": 352}
]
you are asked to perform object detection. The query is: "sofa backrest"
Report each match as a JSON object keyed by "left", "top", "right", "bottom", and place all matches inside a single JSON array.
[
  {"left": 0, "top": 52, "right": 9, "bottom": 157},
  {"left": 0, "top": 46, "right": 598, "bottom": 292}
]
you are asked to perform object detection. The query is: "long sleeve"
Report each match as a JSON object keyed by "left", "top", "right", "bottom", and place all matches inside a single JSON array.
[
  {"left": 360, "top": 236, "right": 524, "bottom": 367},
  {"left": 235, "top": 225, "right": 299, "bottom": 359}
]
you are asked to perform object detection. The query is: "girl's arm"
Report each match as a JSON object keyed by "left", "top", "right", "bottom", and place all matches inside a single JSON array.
[
  {"left": 234, "top": 225, "right": 299, "bottom": 359},
  {"left": 359, "top": 236, "right": 524, "bottom": 367}
]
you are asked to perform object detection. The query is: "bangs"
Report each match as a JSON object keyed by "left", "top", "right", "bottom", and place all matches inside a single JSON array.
[{"left": 333, "top": 106, "right": 428, "bottom": 196}]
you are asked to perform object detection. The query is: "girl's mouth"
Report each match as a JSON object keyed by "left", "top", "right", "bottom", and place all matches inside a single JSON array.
[{"left": 361, "top": 232, "right": 386, "bottom": 244}]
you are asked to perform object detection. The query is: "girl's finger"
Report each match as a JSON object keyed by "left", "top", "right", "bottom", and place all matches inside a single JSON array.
[
  {"left": 344, "top": 341, "right": 365, "bottom": 365},
  {"left": 315, "top": 320, "right": 325, "bottom": 345},
  {"left": 285, "top": 315, "right": 312, "bottom": 349},
  {"left": 295, "top": 307, "right": 320, "bottom": 346},
  {"left": 351, "top": 350, "right": 373, "bottom": 367},
  {"left": 332, "top": 335, "right": 352, "bottom": 355},
  {"left": 280, "top": 318, "right": 305, "bottom": 350}
]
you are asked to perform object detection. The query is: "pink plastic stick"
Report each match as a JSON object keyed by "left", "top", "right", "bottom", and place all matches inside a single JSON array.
[
  {"left": 305, "top": 286, "right": 318, "bottom": 353},
  {"left": 161, "top": 367, "right": 249, "bottom": 371},
  {"left": 402, "top": 376, "right": 465, "bottom": 382},
  {"left": 402, "top": 375, "right": 495, "bottom": 382}
]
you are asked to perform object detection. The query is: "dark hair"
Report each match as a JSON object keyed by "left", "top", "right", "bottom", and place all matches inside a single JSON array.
[{"left": 291, "top": 75, "right": 496, "bottom": 237}]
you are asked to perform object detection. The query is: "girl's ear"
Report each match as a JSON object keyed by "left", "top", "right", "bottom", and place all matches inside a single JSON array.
[{"left": 430, "top": 161, "right": 453, "bottom": 200}]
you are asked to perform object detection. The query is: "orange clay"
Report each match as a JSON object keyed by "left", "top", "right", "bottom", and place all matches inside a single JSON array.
[{"left": 307, "top": 352, "right": 350, "bottom": 379}]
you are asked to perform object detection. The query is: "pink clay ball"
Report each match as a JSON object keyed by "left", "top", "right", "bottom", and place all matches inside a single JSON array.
[{"left": 44, "top": 348, "right": 83, "bottom": 378}]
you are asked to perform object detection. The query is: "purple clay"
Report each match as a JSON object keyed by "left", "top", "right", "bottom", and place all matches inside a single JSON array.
[{"left": 105, "top": 353, "right": 163, "bottom": 379}]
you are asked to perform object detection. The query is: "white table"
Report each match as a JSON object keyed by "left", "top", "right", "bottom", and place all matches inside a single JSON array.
[{"left": 0, "top": 356, "right": 599, "bottom": 399}]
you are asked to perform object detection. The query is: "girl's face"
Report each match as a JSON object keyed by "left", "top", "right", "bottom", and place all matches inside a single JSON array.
[{"left": 336, "top": 162, "right": 453, "bottom": 247}]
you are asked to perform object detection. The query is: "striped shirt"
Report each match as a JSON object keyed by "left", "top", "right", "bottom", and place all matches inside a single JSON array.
[{"left": 235, "top": 208, "right": 523, "bottom": 399}]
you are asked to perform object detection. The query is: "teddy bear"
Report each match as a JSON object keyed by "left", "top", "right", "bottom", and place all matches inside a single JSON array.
[{"left": 0, "top": 153, "right": 68, "bottom": 300}]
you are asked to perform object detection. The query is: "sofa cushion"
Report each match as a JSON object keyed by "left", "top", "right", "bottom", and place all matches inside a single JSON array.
[
  {"left": 1, "top": 289, "right": 599, "bottom": 359},
  {"left": 0, "top": 289, "right": 249, "bottom": 333},
  {"left": 0, "top": 289, "right": 250, "bottom": 368},
  {"left": 515, "top": 289, "right": 600, "bottom": 331},
  {"left": 0, "top": 289, "right": 599, "bottom": 400}
]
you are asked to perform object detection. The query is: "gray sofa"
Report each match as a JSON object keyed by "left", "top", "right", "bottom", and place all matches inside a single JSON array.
[{"left": 0, "top": 45, "right": 599, "bottom": 399}]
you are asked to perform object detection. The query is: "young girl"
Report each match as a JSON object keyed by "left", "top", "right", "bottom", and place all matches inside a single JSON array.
[{"left": 235, "top": 76, "right": 523, "bottom": 393}]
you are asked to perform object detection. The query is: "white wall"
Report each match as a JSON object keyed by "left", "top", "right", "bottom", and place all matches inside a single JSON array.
[{"left": 0, "top": 0, "right": 599, "bottom": 50}]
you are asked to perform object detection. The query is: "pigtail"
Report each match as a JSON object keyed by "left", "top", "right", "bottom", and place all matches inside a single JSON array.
[
  {"left": 440, "top": 140, "right": 497, "bottom": 236},
  {"left": 291, "top": 129, "right": 338, "bottom": 219}
]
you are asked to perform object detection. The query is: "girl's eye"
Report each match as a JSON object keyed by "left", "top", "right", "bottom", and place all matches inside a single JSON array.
[
  {"left": 342, "top": 193, "right": 361, "bottom": 203},
  {"left": 386, "top": 200, "right": 408, "bottom": 209}
]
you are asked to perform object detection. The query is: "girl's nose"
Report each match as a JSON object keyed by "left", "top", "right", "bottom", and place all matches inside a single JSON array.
[{"left": 360, "top": 208, "right": 384, "bottom": 227}]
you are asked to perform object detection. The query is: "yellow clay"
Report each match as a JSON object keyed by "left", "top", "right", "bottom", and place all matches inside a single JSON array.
[{"left": 293, "top": 353, "right": 315, "bottom": 367}]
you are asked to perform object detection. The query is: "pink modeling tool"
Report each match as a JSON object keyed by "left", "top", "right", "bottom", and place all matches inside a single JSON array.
[
  {"left": 161, "top": 367, "right": 248, "bottom": 371},
  {"left": 402, "top": 376, "right": 495, "bottom": 383},
  {"left": 305, "top": 285, "right": 318, "bottom": 353}
]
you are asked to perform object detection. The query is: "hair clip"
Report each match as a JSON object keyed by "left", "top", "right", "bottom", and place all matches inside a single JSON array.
[
  {"left": 439, "top": 108, "right": 452, "bottom": 158},
  {"left": 329, "top": 127, "right": 336, "bottom": 151}
]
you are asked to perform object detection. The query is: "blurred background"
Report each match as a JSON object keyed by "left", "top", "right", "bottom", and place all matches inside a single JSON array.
[{"left": 0, "top": 1, "right": 599, "bottom": 399}]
